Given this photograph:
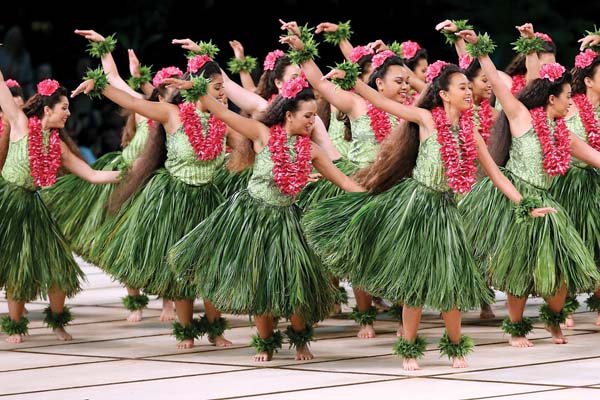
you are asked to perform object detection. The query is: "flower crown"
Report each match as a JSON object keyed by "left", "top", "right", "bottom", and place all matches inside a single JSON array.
[
  {"left": 534, "top": 32, "right": 553, "bottom": 42},
  {"left": 400, "top": 40, "right": 421, "bottom": 60},
  {"left": 575, "top": 48, "right": 599, "bottom": 69},
  {"left": 539, "top": 63, "right": 566, "bottom": 82},
  {"left": 187, "top": 54, "right": 213, "bottom": 74},
  {"left": 6, "top": 79, "right": 20, "bottom": 88},
  {"left": 425, "top": 60, "right": 450, "bottom": 82},
  {"left": 263, "top": 50, "right": 285, "bottom": 71},
  {"left": 349, "top": 45, "right": 374, "bottom": 64},
  {"left": 152, "top": 66, "right": 184, "bottom": 87},
  {"left": 37, "top": 79, "right": 60, "bottom": 96},
  {"left": 281, "top": 76, "right": 309, "bottom": 99},
  {"left": 371, "top": 50, "right": 397, "bottom": 70},
  {"left": 458, "top": 53, "right": 473, "bottom": 70}
]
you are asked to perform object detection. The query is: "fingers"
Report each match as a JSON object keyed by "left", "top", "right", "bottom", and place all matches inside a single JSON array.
[{"left": 435, "top": 20, "right": 451, "bottom": 31}]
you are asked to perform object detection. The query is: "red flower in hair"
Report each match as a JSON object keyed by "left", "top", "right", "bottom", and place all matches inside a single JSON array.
[
  {"left": 459, "top": 53, "right": 473, "bottom": 70},
  {"left": 349, "top": 45, "right": 374, "bottom": 64},
  {"left": 400, "top": 40, "right": 421, "bottom": 60},
  {"left": 575, "top": 49, "right": 598, "bottom": 69},
  {"left": 425, "top": 60, "right": 449, "bottom": 82},
  {"left": 6, "top": 79, "right": 20, "bottom": 88},
  {"left": 37, "top": 79, "right": 60, "bottom": 96},
  {"left": 263, "top": 50, "right": 285, "bottom": 71},
  {"left": 534, "top": 32, "right": 553, "bottom": 42},
  {"left": 539, "top": 63, "right": 566, "bottom": 82},
  {"left": 281, "top": 76, "right": 309, "bottom": 99},
  {"left": 187, "top": 55, "right": 213, "bottom": 74},
  {"left": 152, "top": 66, "right": 183, "bottom": 87},
  {"left": 371, "top": 50, "right": 396, "bottom": 70}
]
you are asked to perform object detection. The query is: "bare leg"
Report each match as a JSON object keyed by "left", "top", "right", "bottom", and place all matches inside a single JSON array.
[
  {"left": 204, "top": 300, "right": 232, "bottom": 347},
  {"left": 507, "top": 294, "right": 533, "bottom": 348},
  {"left": 402, "top": 306, "right": 422, "bottom": 371},
  {"left": 126, "top": 287, "right": 143, "bottom": 323},
  {"left": 48, "top": 288, "right": 72, "bottom": 341},
  {"left": 290, "top": 313, "right": 314, "bottom": 361},
  {"left": 160, "top": 298, "right": 176, "bottom": 322},
  {"left": 175, "top": 299, "right": 194, "bottom": 349},
  {"left": 441, "top": 308, "right": 467, "bottom": 368},
  {"left": 6, "top": 295, "right": 26, "bottom": 343},
  {"left": 353, "top": 288, "right": 375, "bottom": 339},
  {"left": 543, "top": 284, "right": 568, "bottom": 344},
  {"left": 253, "top": 315, "right": 275, "bottom": 362}
]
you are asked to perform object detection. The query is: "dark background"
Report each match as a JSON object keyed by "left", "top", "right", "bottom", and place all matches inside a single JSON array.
[{"left": 1, "top": 0, "right": 598, "bottom": 157}]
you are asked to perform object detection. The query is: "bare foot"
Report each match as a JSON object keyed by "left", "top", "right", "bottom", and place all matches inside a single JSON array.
[
  {"left": 546, "top": 325, "right": 568, "bottom": 344},
  {"left": 396, "top": 324, "right": 404, "bottom": 337},
  {"left": 453, "top": 356, "right": 468, "bottom": 368},
  {"left": 479, "top": 304, "right": 495, "bottom": 320},
  {"left": 596, "top": 312, "right": 600, "bottom": 326},
  {"left": 5, "top": 334, "right": 24, "bottom": 344},
  {"left": 209, "top": 335, "right": 233, "bottom": 347},
  {"left": 53, "top": 327, "right": 73, "bottom": 341},
  {"left": 509, "top": 336, "right": 534, "bottom": 348},
  {"left": 160, "top": 301, "right": 176, "bottom": 322},
  {"left": 295, "top": 345, "right": 314, "bottom": 361},
  {"left": 403, "top": 358, "right": 421, "bottom": 371},
  {"left": 357, "top": 324, "right": 376, "bottom": 339},
  {"left": 127, "top": 309, "right": 143, "bottom": 323},
  {"left": 560, "top": 314, "right": 575, "bottom": 329},
  {"left": 253, "top": 351, "right": 273, "bottom": 362},
  {"left": 176, "top": 339, "right": 194, "bottom": 349}
]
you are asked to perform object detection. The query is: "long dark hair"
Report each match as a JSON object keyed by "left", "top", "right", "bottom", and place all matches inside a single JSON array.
[
  {"left": 355, "top": 64, "right": 464, "bottom": 193},
  {"left": 256, "top": 55, "right": 292, "bottom": 100}
]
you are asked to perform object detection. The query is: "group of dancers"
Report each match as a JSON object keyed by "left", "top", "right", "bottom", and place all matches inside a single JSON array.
[{"left": 2, "top": 16, "right": 600, "bottom": 371}]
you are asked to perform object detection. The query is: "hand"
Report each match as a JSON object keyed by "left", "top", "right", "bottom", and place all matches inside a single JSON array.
[
  {"left": 128, "top": 49, "right": 141, "bottom": 77},
  {"left": 456, "top": 30, "right": 478, "bottom": 44},
  {"left": 366, "top": 39, "right": 388, "bottom": 53},
  {"left": 322, "top": 68, "right": 346, "bottom": 81},
  {"left": 308, "top": 172, "right": 321, "bottom": 183},
  {"left": 579, "top": 34, "right": 600, "bottom": 51},
  {"left": 315, "top": 22, "right": 339, "bottom": 34},
  {"left": 435, "top": 19, "right": 458, "bottom": 33},
  {"left": 228, "top": 40, "right": 245, "bottom": 60},
  {"left": 516, "top": 23, "right": 535, "bottom": 39},
  {"left": 279, "top": 35, "right": 305, "bottom": 51},
  {"left": 74, "top": 29, "right": 105, "bottom": 42},
  {"left": 171, "top": 38, "right": 201, "bottom": 53},
  {"left": 71, "top": 79, "right": 95, "bottom": 97},
  {"left": 530, "top": 207, "right": 557, "bottom": 218},
  {"left": 279, "top": 19, "right": 301, "bottom": 36},
  {"left": 162, "top": 77, "right": 193, "bottom": 90}
]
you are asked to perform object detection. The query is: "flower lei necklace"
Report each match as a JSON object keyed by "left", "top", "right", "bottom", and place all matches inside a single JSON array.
[
  {"left": 511, "top": 74, "right": 526, "bottom": 94},
  {"left": 269, "top": 124, "right": 312, "bottom": 197},
  {"left": 432, "top": 106, "right": 477, "bottom": 193},
  {"left": 530, "top": 107, "right": 570, "bottom": 176},
  {"left": 572, "top": 93, "right": 600, "bottom": 151},
  {"left": 28, "top": 116, "right": 61, "bottom": 187},
  {"left": 476, "top": 99, "right": 493, "bottom": 143},
  {"left": 179, "top": 103, "right": 227, "bottom": 160},
  {"left": 367, "top": 102, "right": 399, "bottom": 143}
]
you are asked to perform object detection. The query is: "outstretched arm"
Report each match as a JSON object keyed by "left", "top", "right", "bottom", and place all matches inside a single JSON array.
[
  {"left": 221, "top": 69, "right": 268, "bottom": 117},
  {"left": 515, "top": 23, "right": 541, "bottom": 83},
  {"left": 311, "top": 143, "right": 364, "bottom": 192},
  {"left": 61, "top": 142, "right": 120, "bottom": 184},
  {"left": 0, "top": 71, "right": 25, "bottom": 129},
  {"left": 570, "top": 133, "right": 600, "bottom": 169},
  {"left": 315, "top": 22, "right": 354, "bottom": 60}
]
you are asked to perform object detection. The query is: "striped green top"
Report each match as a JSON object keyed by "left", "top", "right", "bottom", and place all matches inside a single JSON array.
[
  {"left": 120, "top": 120, "right": 150, "bottom": 168},
  {"left": 328, "top": 111, "right": 351, "bottom": 158},
  {"left": 506, "top": 127, "right": 555, "bottom": 190},
  {"left": 2, "top": 134, "right": 39, "bottom": 191},
  {"left": 348, "top": 112, "right": 398, "bottom": 168},
  {"left": 412, "top": 131, "right": 450, "bottom": 193},
  {"left": 566, "top": 112, "right": 597, "bottom": 169}
]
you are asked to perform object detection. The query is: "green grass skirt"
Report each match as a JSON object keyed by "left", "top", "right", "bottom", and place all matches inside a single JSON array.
[
  {"left": 42, "top": 152, "right": 121, "bottom": 261},
  {"left": 305, "top": 179, "right": 492, "bottom": 311},
  {"left": 212, "top": 165, "right": 253, "bottom": 199},
  {"left": 0, "top": 178, "right": 84, "bottom": 301},
  {"left": 296, "top": 158, "right": 358, "bottom": 211},
  {"left": 460, "top": 170, "right": 600, "bottom": 297},
  {"left": 168, "top": 190, "right": 335, "bottom": 322},
  {"left": 90, "top": 169, "right": 224, "bottom": 299},
  {"left": 550, "top": 166, "right": 600, "bottom": 265}
]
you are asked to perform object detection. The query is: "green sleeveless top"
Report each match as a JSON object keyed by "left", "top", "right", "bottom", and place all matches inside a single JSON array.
[
  {"left": 566, "top": 112, "right": 594, "bottom": 169},
  {"left": 247, "top": 134, "right": 305, "bottom": 207},
  {"left": 505, "top": 127, "right": 556, "bottom": 190},
  {"left": 412, "top": 132, "right": 450, "bottom": 193},
  {"left": 347, "top": 113, "right": 398, "bottom": 168},
  {"left": 121, "top": 120, "right": 150, "bottom": 168},
  {"left": 2, "top": 134, "right": 39, "bottom": 191},
  {"left": 164, "top": 113, "right": 226, "bottom": 186},
  {"left": 329, "top": 111, "right": 351, "bottom": 158}
]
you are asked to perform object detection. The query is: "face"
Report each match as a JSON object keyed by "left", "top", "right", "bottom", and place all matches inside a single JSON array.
[
  {"left": 376, "top": 65, "right": 410, "bottom": 103},
  {"left": 539, "top": 52, "right": 556, "bottom": 66},
  {"left": 413, "top": 57, "right": 428, "bottom": 82},
  {"left": 208, "top": 73, "right": 225, "bottom": 103},
  {"left": 440, "top": 73, "right": 473, "bottom": 111},
  {"left": 585, "top": 65, "right": 600, "bottom": 96},
  {"left": 285, "top": 99, "right": 317, "bottom": 136},
  {"left": 275, "top": 64, "right": 301, "bottom": 92},
  {"left": 548, "top": 83, "right": 572, "bottom": 118},
  {"left": 44, "top": 96, "right": 70, "bottom": 129},
  {"left": 471, "top": 69, "right": 492, "bottom": 102}
]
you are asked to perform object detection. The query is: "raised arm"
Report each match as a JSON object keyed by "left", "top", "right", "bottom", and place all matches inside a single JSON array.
[
  {"left": 221, "top": 69, "right": 268, "bottom": 117},
  {"left": 229, "top": 40, "right": 257, "bottom": 91},
  {"left": 315, "top": 22, "right": 354, "bottom": 60},
  {"left": 515, "top": 23, "right": 541, "bottom": 83},
  {"left": 311, "top": 143, "right": 364, "bottom": 192},
  {"left": 128, "top": 49, "right": 155, "bottom": 98},
  {"left": 61, "top": 141, "right": 120, "bottom": 184},
  {"left": 0, "top": 71, "right": 24, "bottom": 127}
]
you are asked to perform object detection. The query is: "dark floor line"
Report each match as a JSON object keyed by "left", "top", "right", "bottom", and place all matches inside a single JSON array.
[
  {"left": 427, "top": 375, "right": 567, "bottom": 389},
  {"left": 11, "top": 348, "right": 125, "bottom": 360},
  {"left": 0, "top": 359, "right": 116, "bottom": 373}
]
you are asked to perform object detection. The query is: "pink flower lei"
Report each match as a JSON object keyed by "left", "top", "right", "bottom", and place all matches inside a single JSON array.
[
  {"left": 268, "top": 124, "right": 312, "bottom": 197},
  {"left": 152, "top": 66, "right": 183, "bottom": 87},
  {"left": 400, "top": 40, "right": 421, "bottom": 60},
  {"left": 349, "top": 45, "right": 374, "bottom": 64},
  {"left": 432, "top": 106, "right": 477, "bottom": 193},
  {"left": 530, "top": 107, "right": 571, "bottom": 176},
  {"left": 575, "top": 49, "right": 598, "bottom": 69},
  {"left": 367, "top": 102, "right": 398, "bottom": 143},
  {"left": 572, "top": 93, "right": 600, "bottom": 151},
  {"left": 281, "top": 76, "right": 309, "bottom": 99},
  {"left": 178, "top": 103, "right": 227, "bottom": 161},
  {"left": 425, "top": 60, "right": 450, "bottom": 82},
  {"left": 476, "top": 99, "right": 493, "bottom": 143},
  {"left": 187, "top": 55, "right": 213, "bottom": 74},
  {"left": 539, "top": 63, "right": 566, "bottom": 82},
  {"left": 27, "top": 116, "right": 62, "bottom": 187},
  {"left": 263, "top": 50, "right": 285, "bottom": 71},
  {"left": 511, "top": 74, "right": 527, "bottom": 94},
  {"left": 37, "top": 79, "right": 60, "bottom": 96}
]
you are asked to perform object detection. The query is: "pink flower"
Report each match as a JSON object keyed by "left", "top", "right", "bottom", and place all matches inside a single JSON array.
[
  {"left": 5, "top": 79, "right": 20, "bottom": 88},
  {"left": 401, "top": 40, "right": 421, "bottom": 60},
  {"left": 575, "top": 49, "right": 598, "bottom": 69},
  {"left": 371, "top": 50, "right": 396, "bottom": 70},
  {"left": 349, "top": 45, "right": 374, "bottom": 64},
  {"left": 37, "top": 79, "right": 60, "bottom": 96},
  {"left": 281, "top": 76, "right": 309, "bottom": 99},
  {"left": 152, "top": 66, "right": 183, "bottom": 87},
  {"left": 534, "top": 32, "right": 553, "bottom": 42},
  {"left": 187, "top": 55, "right": 213, "bottom": 74},
  {"left": 539, "top": 63, "right": 566, "bottom": 82},
  {"left": 263, "top": 50, "right": 285, "bottom": 71},
  {"left": 458, "top": 53, "right": 473, "bottom": 70},
  {"left": 425, "top": 60, "right": 449, "bottom": 82}
]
